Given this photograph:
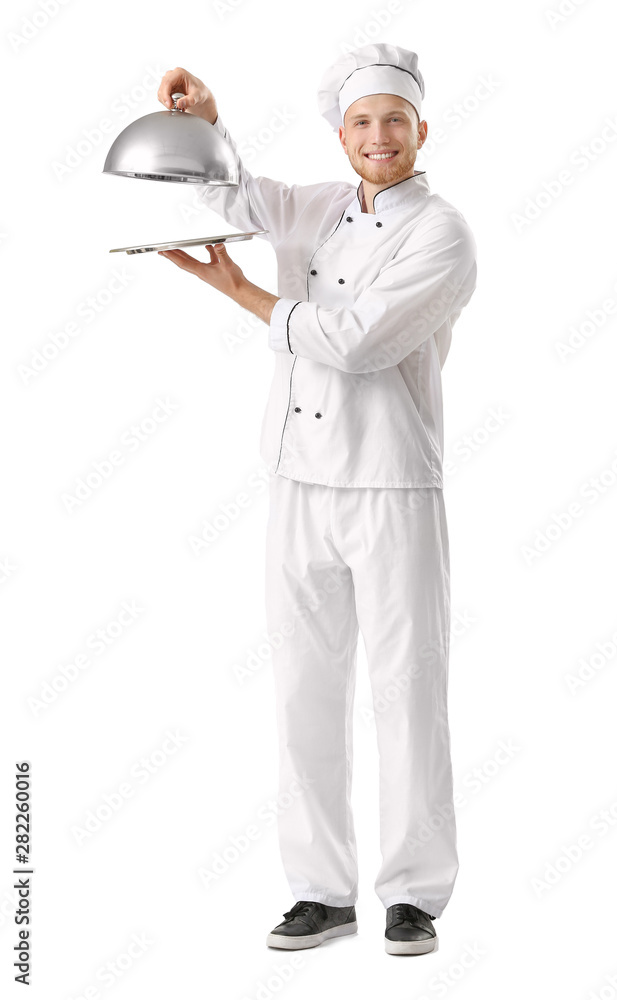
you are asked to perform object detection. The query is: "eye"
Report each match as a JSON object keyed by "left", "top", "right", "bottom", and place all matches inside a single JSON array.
[{"left": 355, "top": 117, "right": 403, "bottom": 126}]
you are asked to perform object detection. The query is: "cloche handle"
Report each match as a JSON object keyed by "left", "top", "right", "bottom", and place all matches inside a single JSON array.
[{"left": 170, "top": 92, "right": 186, "bottom": 112}]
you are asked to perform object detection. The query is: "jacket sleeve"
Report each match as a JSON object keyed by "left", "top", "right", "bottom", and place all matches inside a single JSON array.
[
  {"left": 196, "top": 115, "right": 345, "bottom": 250},
  {"left": 268, "top": 211, "right": 478, "bottom": 373}
]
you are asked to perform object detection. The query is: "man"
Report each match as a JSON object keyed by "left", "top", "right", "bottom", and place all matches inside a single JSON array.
[{"left": 157, "top": 43, "right": 477, "bottom": 956}]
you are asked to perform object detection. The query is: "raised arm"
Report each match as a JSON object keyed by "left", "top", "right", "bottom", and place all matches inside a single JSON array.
[{"left": 157, "top": 67, "right": 350, "bottom": 249}]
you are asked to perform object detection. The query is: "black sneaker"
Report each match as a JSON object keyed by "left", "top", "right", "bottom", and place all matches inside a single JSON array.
[
  {"left": 385, "top": 903, "right": 438, "bottom": 955},
  {"left": 266, "top": 900, "right": 358, "bottom": 950}
]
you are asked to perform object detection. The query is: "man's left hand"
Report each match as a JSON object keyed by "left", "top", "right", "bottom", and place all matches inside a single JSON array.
[
  {"left": 158, "top": 242, "right": 280, "bottom": 325},
  {"left": 158, "top": 243, "right": 244, "bottom": 298}
]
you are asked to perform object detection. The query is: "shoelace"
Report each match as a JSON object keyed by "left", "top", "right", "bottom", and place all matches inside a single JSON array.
[
  {"left": 392, "top": 903, "right": 421, "bottom": 924},
  {"left": 283, "top": 900, "right": 328, "bottom": 923}
]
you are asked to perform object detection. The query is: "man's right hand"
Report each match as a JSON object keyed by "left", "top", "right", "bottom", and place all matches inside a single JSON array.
[{"left": 157, "top": 67, "right": 218, "bottom": 125}]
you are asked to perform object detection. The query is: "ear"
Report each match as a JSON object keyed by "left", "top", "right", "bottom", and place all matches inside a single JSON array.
[{"left": 339, "top": 124, "right": 347, "bottom": 153}]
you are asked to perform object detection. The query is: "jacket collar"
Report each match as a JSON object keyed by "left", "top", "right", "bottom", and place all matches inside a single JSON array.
[{"left": 355, "top": 171, "right": 429, "bottom": 214}]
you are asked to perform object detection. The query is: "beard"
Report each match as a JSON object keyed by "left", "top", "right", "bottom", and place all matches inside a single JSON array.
[{"left": 348, "top": 144, "right": 418, "bottom": 185}]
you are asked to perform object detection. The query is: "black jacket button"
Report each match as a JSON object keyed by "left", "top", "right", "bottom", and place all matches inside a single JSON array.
[
  {"left": 310, "top": 269, "right": 317, "bottom": 275},
  {"left": 376, "top": 221, "right": 383, "bottom": 227},
  {"left": 338, "top": 278, "right": 345, "bottom": 284},
  {"left": 294, "top": 407, "right": 301, "bottom": 412},
  {"left": 315, "top": 412, "right": 322, "bottom": 419},
  {"left": 346, "top": 216, "right": 353, "bottom": 222}
]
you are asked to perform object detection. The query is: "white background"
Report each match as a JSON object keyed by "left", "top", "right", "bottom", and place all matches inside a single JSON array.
[{"left": 2, "top": 0, "right": 617, "bottom": 996}]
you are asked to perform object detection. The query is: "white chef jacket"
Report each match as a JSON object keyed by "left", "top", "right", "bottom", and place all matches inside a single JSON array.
[{"left": 197, "top": 115, "right": 478, "bottom": 488}]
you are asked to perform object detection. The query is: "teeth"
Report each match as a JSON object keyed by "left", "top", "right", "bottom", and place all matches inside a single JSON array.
[{"left": 367, "top": 152, "right": 396, "bottom": 159}]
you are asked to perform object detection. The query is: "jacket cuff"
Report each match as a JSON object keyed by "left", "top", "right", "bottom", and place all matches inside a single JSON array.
[
  {"left": 268, "top": 297, "right": 300, "bottom": 353},
  {"left": 211, "top": 114, "right": 227, "bottom": 138}
]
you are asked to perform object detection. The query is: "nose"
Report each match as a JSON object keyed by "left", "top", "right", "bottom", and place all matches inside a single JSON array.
[{"left": 368, "top": 123, "right": 392, "bottom": 145}]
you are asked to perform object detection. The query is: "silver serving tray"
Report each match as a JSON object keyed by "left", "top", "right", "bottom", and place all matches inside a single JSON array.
[{"left": 109, "top": 229, "right": 269, "bottom": 254}]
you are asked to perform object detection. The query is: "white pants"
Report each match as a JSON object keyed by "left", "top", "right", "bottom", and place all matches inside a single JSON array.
[{"left": 264, "top": 473, "right": 458, "bottom": 918}]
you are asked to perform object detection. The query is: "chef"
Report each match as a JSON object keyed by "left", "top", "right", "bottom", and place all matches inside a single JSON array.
[{"left": 157, "top": 43, "right": 477, "bottom": 956}]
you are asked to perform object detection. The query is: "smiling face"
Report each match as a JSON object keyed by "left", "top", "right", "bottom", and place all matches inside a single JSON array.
[{"left": 339, "top": 93, "right": 427, "bottom": 201}]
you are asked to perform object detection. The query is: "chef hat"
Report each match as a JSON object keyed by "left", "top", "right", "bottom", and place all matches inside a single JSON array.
[{"left": 317, "top": 43, "right": 425, "bottom": 132}]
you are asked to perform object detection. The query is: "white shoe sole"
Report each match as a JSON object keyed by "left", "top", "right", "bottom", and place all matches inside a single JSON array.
[
  {"left": 266, "top": 920, "right": 358, "bottom": 950},
  {"left": 385, "top": 934, "right": 438, "bottom": 955}
]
